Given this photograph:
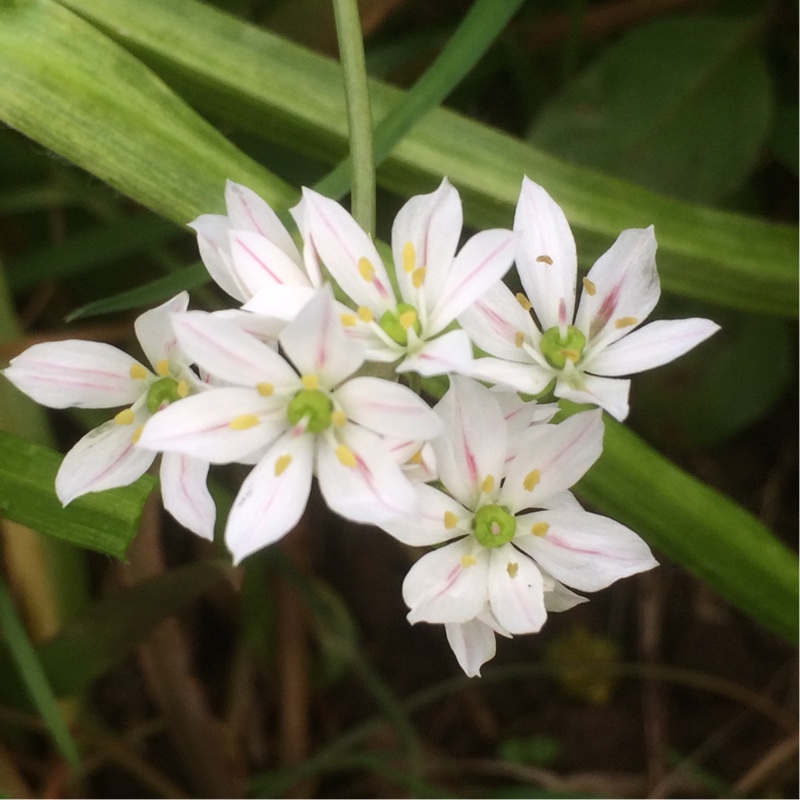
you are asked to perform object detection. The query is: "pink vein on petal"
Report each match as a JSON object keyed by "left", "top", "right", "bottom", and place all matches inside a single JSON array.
[{"left": 234, "top": 235, "right": 284, "bottom": 284}]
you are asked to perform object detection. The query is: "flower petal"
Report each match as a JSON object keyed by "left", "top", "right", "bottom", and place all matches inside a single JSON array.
[
  {"left": 470, "top": 357, "right": 554, "bottom": 397},
  {"left": 228, "top": 229, "right": 311, "bottom": 299},
  {"left": 242, "top": 283, "right": 317, "bottom": 323},
  {"left": 487, "top": 544, "right": 547, "bottom": 634},
  {"left": 515, "top": 509, "right": 658, "bottom": 592},
  {"left": 188, "top": 213, "right": 247, "bottom": 302},
  {"left": 159, "top": 452, "right": 216, "bottom": 540},
  {"left": 379, "top": 483, "right": 467, "bottom": 546},
  {"left": 403, "top": 538, "right": 489, "bottom": 624},
  {"left": 225, "top": 432, "right": 314, "bottom": 563},
  {"left": 4, "top": 341, "right": 146, "bottom": 409},
  {"left": 445, "top": 617, "right": 497, "bottom": 678},
  {"left": 542, "top": 573, "right": 588, "bottom": 612},
  {"left": 134, "top": 292, "right": 190, "bottom": 369},
  {"left": 583, "top": 318, "right": 720, "bottom": 377},
  {"left": 396, "top": 329, "right": 473, "bottom": 378},
  {"left": 514, "top": 177, "right": 578, "bottom": 332},
  {"left": 555, "top": 371, "right": 631, "bottom": 421},
  {"left": 211, "top": 308, "right": 284, "bottom": 343}
]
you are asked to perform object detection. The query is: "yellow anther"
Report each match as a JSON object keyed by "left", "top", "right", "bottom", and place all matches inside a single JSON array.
[
  {"left": 507, "top": 562, "right": 519, "bottom": 578},
  {"left": 176, "top": 380, "right": 189, "bottom": 398},
  {"left": 536, "top": 254, "right": 554, "bottom": 265},
  {"left": 331, "top": 410, "right": 348, "bottom": 426},
  {"left": 615, "top": 316, "right": 638, "bottom": 329},
  {"left": 155, "top": 359, "right": 170, "bottom": 377},
  {"left": 358, "top": 257, "right": 376, "bottom": 282},
  {"left": 444, "top": 511, "right": 459, "bottom": 529},
  {"left": 560, "top": 348, "right": 581, "bottom": 363},
  {"left": 257, "top": 382, "right": 274, "bottom": 396},
  {"left": 301, "top": 374, "right": 319, "bottom": 390},
  {"left": 515, "top": 292, "right": 532, "bottom": 311},
  {"left": 412, "top": 267, "right": 426, "bottom": 288},
  {"left": 531, "top": 521, "right": 550, "bottom": 537},
  {"left": 402, "top": 240, "right": 416, "bottom": 274},
  {"left": 114, "top": 408, "right": 136, "bottom": 425},
  {"left": 399, "top": 309, "right": 417, "bottom": 330},
  {"left": 130, "top": 425, "right": 144, "bottom": 445},
  {"left": 129, "top": 363, "right": 148, "bottom": 380},
  {"left": 230, "top": 414, "right": 259, "bottom": 430},
  {"left": 514, "top": 331, "right": 525, "bottom": 348},
  {"left": 460, "top": 554, "right": 478, "bottom": 568},
  {"left": 523, "top": 468, "right": 541, "bottom": 492},
  {"left": 358, "top": 306, "right": 374, "bottom": 323},
  {"left": 274, "top": 454, "right": 292, "bottom": 476},
  {"left": 335, "top": 444, "right": 357, "bottom": 468},
  {"left": 481, "top": 475, "right": 495, "bottom": 494},
  {"left": 409, "top": 450, "right": 424, "bottom": 465},
  {"left": 582, "top": 277, "right": 597, "bottom": 296},
  {"left": 340, "top": 313, "right": 357, "bottom": 327}
]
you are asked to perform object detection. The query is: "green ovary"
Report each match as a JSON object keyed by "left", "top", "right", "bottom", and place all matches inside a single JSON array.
[
  {"left": 146, "top": 377, "right": 182, "bottom": 413},
  {"left": 287, "top": 389, "right": 333, "bottom": 433},
  {"left": 540, "top": 325, "right": 587, "bottom": 369},
  {"left": 473, "top": 504, "right": 517, "bottom": 548},
  {"left": 379, "top": 302, "right": 422, "bottom": 346}
]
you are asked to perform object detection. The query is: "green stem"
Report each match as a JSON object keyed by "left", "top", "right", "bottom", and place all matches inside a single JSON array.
[{"left": 331, "top": 0, "right": 375, "bottom": 236}]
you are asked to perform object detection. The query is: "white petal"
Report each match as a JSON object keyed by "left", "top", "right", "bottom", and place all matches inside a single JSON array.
[
  {"left": 514, "top": 177, "right": 578, "bottom": 332},
  {"left": 288, "top": 193, "right": 324, "bottom": 287},
  {"left": 403, "top": 538, "right": 489, "bottom": 624},
  {"left": 225, "top": 433, "right": 314, "bottom": 563},
  {"left": 334, "top": 376, "right": 442, "bottom": 439},
  {"left": 137, "top": 388, "right": 283, "bottom": 464},
  {"left": 228, "top": 229, "right": 311, "bottom": 299},
  {"left": 487, "top": 545, "right": 547, "bottom": 634},
  {"left": 469, "top": 357, "right": 554, "bottom": 397},
  {"left": 134, "top": 292, "right": 190, "bottom": 369},
  {"left": 56, "top": 414, "right": 156, "bottom": 504},
  {"left": 575, "top": 226, "right": 659, "bottom": 351},
  {"left": 172, "top": 310, "right": 298, "bottom": 387},
  {"left": 159, "top": 452, "right": 216, "bottom": 540},
  {"left": 583, "top": 318, "right": 720, "bottom": 377},
  {"left": 391, "top": 178, "right": 462, "bottom": 310},
  {"left": 555, "top": 371, "right": 631, "bottom": 421},
  {"left": 500, "top": 410, "right": 604, "bottom": 513},
  {"left": 4, "top": 341, "right": 146, "bottom": 409},
  {"left": 242, "top": 283, "right": 316, "bottom": 323},
  {"left": 379, "top": 483, "right": 467, "bottom": 546},
  {"left": 296, "top": 188, "right": 395, "bottom": 312},
  {"left": 542, "top": 574, "right": 588, "bottom": 612},
  {"left": 445, "top": 617, "right": 497, "bottom": 677},
  {"left": 396, "top": 329, "right": 473, "bottom": 378},
  {"left": 211, "top": 308, "right": 284, "bottom": 343},
  {"left": 188, "top": 214, "right": 247, "bottom": 302},
  {"left": 427, "top": 228, "right": 515, "bottom": 334},
  {"left": 515, "top": 509, "right": 658, "bottom": 592}
]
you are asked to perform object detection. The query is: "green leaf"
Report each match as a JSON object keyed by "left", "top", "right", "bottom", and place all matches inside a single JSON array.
[
  {"left": 0, "top": 430, "right": 155, "bottom": 559},
  {"left": 529, "top": 15, "right": 773, "bottom": 204}
]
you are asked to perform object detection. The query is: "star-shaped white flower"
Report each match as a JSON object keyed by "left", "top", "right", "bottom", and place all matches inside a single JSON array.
[
  {"left": 459, "top": 177, "right": 720, "bottom": 420},
  {"left": 291, "top": 179, "right": 516, "bottom": 377},
  {"left": 379, "top": 377, "right": 657, "bottom": 673},
  {"left": 2, "top": 293, "right": 216, "bottom": 539},
  {"left": 138, "top": 284, "right": 443, "bottom": 563}
]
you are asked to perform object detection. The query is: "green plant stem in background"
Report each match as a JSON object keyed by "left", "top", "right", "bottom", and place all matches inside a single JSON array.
[{"left": 331, "top": 0, "right": 375, "bottom": 236}]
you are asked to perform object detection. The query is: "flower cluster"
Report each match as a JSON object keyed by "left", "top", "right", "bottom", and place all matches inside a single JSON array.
[{"left": 2, "top": 177, "right": 719, "bottom": 676}]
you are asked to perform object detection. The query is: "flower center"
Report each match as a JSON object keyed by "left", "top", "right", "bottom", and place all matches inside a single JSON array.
[
  {"left": 146, "top": 377, "right": 188, "bottom": 413},
  {"left": 540, "top": 325, "right": 587, "bottom": 369},
  {"left": 379, "top": 302, "right": 422, "bottom": 346},
  {"left": 286, "top": 388, "right": 333, "bottom": 433},
  {"left": 472, "top": 504, "right": 517, "bottom": 549}
]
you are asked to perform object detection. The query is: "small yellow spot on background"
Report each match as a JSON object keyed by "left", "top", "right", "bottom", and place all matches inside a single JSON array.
[
  {"left": 615, "top": 316, "right": 638, "bottom": 329},
  {"left": 444, "top": 511, "right": 458, "bottom": 529},
  {"left": 257, "top": 382, "right": 274, "bottom": 396},
  {"left": 230, "top": 414, "right": 259, "bottom": 430},
  {"left": 515, "top": 293, "right": 532, "bottom": 311},
  {"left": 131, "top": 425, "right": 144, "bottom": 444},
  {"left": 514, "top": 331, "right": 525, "bottom": 348},
  {"left": 399, "top": 310, "right": 417, "bottom": 330},
  {"left": 156, "top": 359, "right": 170, "bottom": 377},
  {"left": 481, "top": 475, "right": 495, "bottom": 494},
  {"left": 302, "top": 374, "right": 319, "bottom": 390},
  {"left": 531, "top": 522, "right": 550, "bottom": 537},
  {"left": 507, "top": 562, "right": 519, "bottom": 578},
  {"left": 412, "top": 267, "right": 426, "bottom": 288},
  {"left": 560, "top": 348, "right": 580, "bottom": 363},
  {"left": 130, "top": 364, "right": 148, "bottom": 380},
  {"left": 461, "top": 554, "right": 477, "bottom": 568},
  {"left": 403, "top": 241, "right": 416, "bottom": 273},
  {"left": 336, "top": 444, "right": 357, "bottom": 467},
  {"left": 582, "top": 277, "right": 597, "bottom": 296},
  {"left": 275, "top": 454, "right": 292, "bottom": 476},
  {"left": 358, "top": 306, "right": 374, "bottom": 323},
  {"left": 340, "top": 313, "right": 357, "bottom": 327},
  {"left": 176, "top": 380, "right": 189, "bottom": 398},
  {"left": 523, "top": 468, "right": 541, "bottom": 492},
  {"left": 331, "top": 410, "right": 347, "bottom": 426},
  {"left": 358, "top": 257, "right": 375, "bottom": 282},
  {"left": 536, "top": 255, "right": 554, "bottom": 265},
  {"left": 114, "top": 408, "right": 136, "bottom": 425}
]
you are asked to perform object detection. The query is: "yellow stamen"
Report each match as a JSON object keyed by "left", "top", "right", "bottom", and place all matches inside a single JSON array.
[
  {"left": 560, "top": 348, "right": 580, "bottom": 363},
  {"left": 412, "top": 267, "right": 426, "bottom": 288},
  {"left": 531, "top": 521, "right": 550, "bottom": 537},
  {"left": 480, "top": 475, "right": 495, "bottom": 494},
  {"left": 402, "top": 241, "right": 416, "bottom": 274},
  {"left": 129, "top": 363, "right": 148, "bottom": 380},
  {"left": 155, "top": 359, "right": 170, "bottom": 377},
  {"left": 358, "top": 306, "right": 374, "bottom": 323},
  {"left": 461, "top": 554, "right": 478, "bottom": 568},
  {"left": 335, "top": 444, "right": 357, "bottom": 468},
  {"left": 358, "top": 257, "right": 375, "bottom": 282},
  {"left": 340, "top": 313, "right": 357, "bottom": 327},
  {"left": 536, "top": 255, "right": 553, "bottom": 265},
  {"left": 130, "top": 425, "right": 144, "bottom": 444},
  {"left": 409, "top": 450, "right": 424, "bottom": 465},
  {"left": 515, "top": 292, "right": 532, "bottom": 311},
  {"left": 114, "top": 408, "right": 136, "bottom": 425},
  {"left": 514, "top": 331, "right": 525, "bottom": 348},
  {"left": 331, "top": 410, "right": 347, "bottom": 426},
  {"left": 444, "top": 511, "right": 459, "bottom": 529},
  {"left": 507, "top": 562, "right": 519, "bottom": 578},
  {"left": 582, "top": 277, "right": 597, "bottom": 296},
  {"left": 302, "top": 374, "right": 319, "bottom": 390},
  {"left": 399, "top": 309, "right": 417, "bottom": 330},
  {"left": 176, "top": 380, "right": 189, "bottom": 399},
  {"left": 230, "top": 414, "right": 259, "bottom": 430},
  {"left": 523, "top": 468, "right": 541, "bottom": 492},
  {"left": 257, "top": 382, "right": 274, "bottom": 397},
  {"left": 615, "top": 316, "right": 638, "bottom": 329},
  {"left": 274, "top": 454, "right": 292, "bottom": 476}
]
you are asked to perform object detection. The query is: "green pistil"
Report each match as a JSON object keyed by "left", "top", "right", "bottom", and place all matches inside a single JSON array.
[
  {"left": 287, "top": 389, "right": 333, "bottom": 433},
  {"left": 379, "top": 302, "right": 421, "bottom": 346},
  {"left": 540, "top": 325, "right": 587, "bottom": 369},
  {"left": 146, "top": 377, "right": 182, "bottom": 414},
  {"left": 473, "top": 504, "right": 517, "bottom": 549}
]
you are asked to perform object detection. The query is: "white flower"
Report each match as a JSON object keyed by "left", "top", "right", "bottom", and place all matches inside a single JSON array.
[
  {"left": 2, "top": 293, "right": 216, "bottom": 539},
  {"left": 138, "top": 284, "right": 443, "bottom": 563},
  {"left": 459, "top": 177, "right": 720, "bottom": 420},
  {"left": 292, "top": 179, "right": 516, "bottom": 377},
  {"left": 379, "top": 377, "right": 657, "bottom": 673}
]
